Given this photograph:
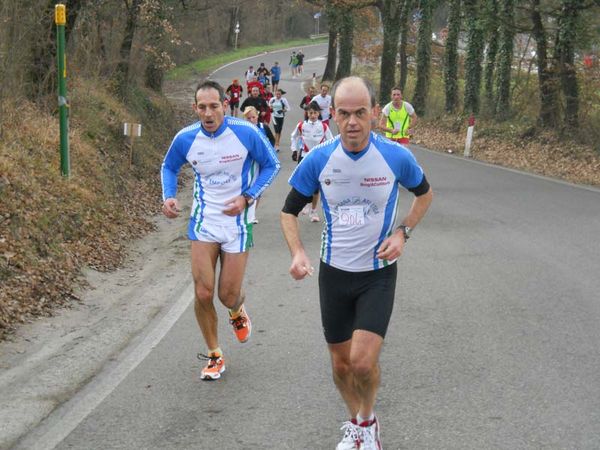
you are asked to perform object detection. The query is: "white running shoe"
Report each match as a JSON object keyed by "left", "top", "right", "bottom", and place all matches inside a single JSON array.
[
  {"left": 336, "top": 420, "right": 361, "bottom": 450},
  {"left": 310, "top": 210, "right": 320, "bottom": 222},
  {"left": 358, "top": 416, "right": 382, "bottom": 450}
]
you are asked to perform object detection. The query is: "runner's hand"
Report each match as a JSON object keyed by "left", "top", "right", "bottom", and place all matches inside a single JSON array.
[
  {"left": 290, "top": 252, "right": 314, "bottom": 280},
  {"left": 223, "top": 195, "right": 247, "bottom": 216},
  {"left": 376, "top": 232, "right": 405, "bottom": 261},
  {"left": 162, "top": 198, "right": 181, "bottom": 219}
]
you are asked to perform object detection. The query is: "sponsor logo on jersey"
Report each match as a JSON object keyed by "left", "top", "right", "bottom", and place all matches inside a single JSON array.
[
  {"left": 220, "top": 154, "right": 243, "bottom": 163},
  {"left": 360, "top": 176, "right": 390, "bottom": 187}
]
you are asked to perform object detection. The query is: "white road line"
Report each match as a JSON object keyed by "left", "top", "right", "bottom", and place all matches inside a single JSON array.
[{"left": 13, "top": 281, "right": 194, "bottom": 450}]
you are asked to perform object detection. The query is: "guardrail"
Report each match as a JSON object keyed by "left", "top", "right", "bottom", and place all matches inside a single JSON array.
[{"left": 310, "top": 33, "right": 329, "bottom": 40}]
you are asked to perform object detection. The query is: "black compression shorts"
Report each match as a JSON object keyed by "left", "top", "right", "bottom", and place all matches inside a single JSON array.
[
  {"left": 318, "top": 261, "right": 397, "bottom": 344},
  {"left": 273, "top": 116, "right": 284, "bottom": 134}
]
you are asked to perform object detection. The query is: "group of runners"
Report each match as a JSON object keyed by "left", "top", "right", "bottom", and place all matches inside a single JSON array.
[{"left": 161, "top": 71, "right": 430, "bottom": 449}]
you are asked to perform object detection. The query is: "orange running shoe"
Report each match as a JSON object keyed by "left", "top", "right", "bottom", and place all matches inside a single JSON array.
[
  {"left": 198, "top": 353, "right": 225, "bottom": 380},
  {"left": 229, "top": 304, "right": 252, "bottom": 343}
]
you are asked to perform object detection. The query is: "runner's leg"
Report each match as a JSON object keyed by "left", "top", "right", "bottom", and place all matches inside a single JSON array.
[
  {"left": 191, "top": 241, "right": 221, "bottom": 350},
  {"left": 328, "top": 340, "right": 361, "bottom": 417},
  {"left": 349, "top": 330, "right": 383, "bottom": 419},
  {"left": 217, "top": 250, "right": 249, "bottom": 311}
]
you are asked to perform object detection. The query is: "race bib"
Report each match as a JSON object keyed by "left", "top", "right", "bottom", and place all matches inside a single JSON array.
[{"left": 338, "top": 206, "right": 365, "bottom": 227}]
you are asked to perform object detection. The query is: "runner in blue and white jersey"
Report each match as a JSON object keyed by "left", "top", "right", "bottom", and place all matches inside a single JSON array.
[
  {"left": 161, "top": 80, "right": 280, "bottom": 381},
  {"left": 281, "top": 77, "right": 432, "bottom": 449}
]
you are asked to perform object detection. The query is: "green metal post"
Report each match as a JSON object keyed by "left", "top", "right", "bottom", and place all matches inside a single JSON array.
[{"left": 55, "top": 4, "right": 70, "bottom": 177}]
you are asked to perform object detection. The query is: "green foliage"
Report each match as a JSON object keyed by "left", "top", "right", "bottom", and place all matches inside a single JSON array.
[
  {"left": 444, "top": 0, "right": 461, "bottom": 113},
  {"left": 463, "top": 0, "right": 486, "bottom": 114},
  {"left": 494, "top": 0, "right": 515, "bottom": 120},
  {"left": 413, "top": 0, "right": 434, "bottom": 116}
]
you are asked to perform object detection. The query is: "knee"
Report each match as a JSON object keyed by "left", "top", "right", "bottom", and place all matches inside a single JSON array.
[
  {"left": 194, "top": 284, "right": 214, "bottom": 306},
  {"left": 350, "top": 356, "right": 377, "bottom": 379},
  {"left": 331, "top": 357, "right": 352, "bottom": 379},
  {"left": 218, "top": 288, "right": 241, "bottom": 309}
]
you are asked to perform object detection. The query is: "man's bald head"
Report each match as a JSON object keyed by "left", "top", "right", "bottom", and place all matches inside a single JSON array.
[{"left": 331, "top": 76, "right": 377, "bottom": 109}]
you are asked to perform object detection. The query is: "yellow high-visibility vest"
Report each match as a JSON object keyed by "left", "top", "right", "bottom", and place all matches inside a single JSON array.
[{"left": 384, "top": 102, "right": 410, "bottom": 139}]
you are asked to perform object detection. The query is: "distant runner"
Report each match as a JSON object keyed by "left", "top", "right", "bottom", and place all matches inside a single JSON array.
[{"left": 378, "top": 87, "right": 418, "bottom": 144}]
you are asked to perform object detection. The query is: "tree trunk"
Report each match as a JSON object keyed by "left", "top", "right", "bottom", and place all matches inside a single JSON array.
[
  {"left": 444, "top": 0, "right": 461, "bottom": 113},
  {"left": 483, "top": 0, "right": 499, "bottom": 113},
  {"left": 398, "top": 0, "right": 412, "bottom": 92},
  {"left": 322, "top": 3, "right": 339, "bottom": 82},
  {"left": 114, "top": 0, "right": 142, "bottom": 99},
  {"left": 227, "top": 5, "right": 240, "bottom": 49},
  {"left": 335, "top": 10, "right": 354, "bottom": 80},
  {"left": 378, "top": 0, "right": 403, "bottom": 104},
  {"left": 530, "top": 0, "right": 560, "bottom": 128},
  {"left": 463, "top": 0, "right": 486, "bottom": 115},
  {"left": 494, "top": 0, "right": 515, "bottom": 120},
  {"left": 412, "top": 0, "right": 433, "bottom": 116},
  {"left": 556, "top": 0, "right": 581, "bottom": 129}
]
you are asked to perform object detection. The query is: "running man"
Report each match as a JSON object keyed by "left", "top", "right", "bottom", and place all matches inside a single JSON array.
[
  {"left": 311, "top": 83, "right": 332, "bottom": 127},
  {"left": 161, "top": 80, "right": 280, "bottom": 380},
  {"left": 270, "top": 61, "right": 281, "bottom": 91},
  {"left": 225, "top": 79, "right": 243, "bottom": 117},
  {"left": 280, "top": 76, "right": 433, "bottom": 449},
  {"left": 296, "top": 49, "right": 305, "bottom": 75},
  {"left": 378, "top": 87, "right": 418, "bottom": 144},
  {"left": 268, "top": 88, "right": 291, "bottom": 152},
  {"left": 289, "top": 101, "right": 333, "bottom": 223},
  {"left": 289, "top": 51, "right": 299, "bottom": 78}
]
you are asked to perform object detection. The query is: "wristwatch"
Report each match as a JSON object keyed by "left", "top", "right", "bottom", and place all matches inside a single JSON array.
[
  {"left": 397, "top": 224, "right": 412, "bottom": 241},
  {"left": 243, "top": 193, "right": 255, "bottom": 207}
]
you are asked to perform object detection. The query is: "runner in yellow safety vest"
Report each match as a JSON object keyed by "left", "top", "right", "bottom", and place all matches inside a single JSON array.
[{"left": 378, "top": 87, "right": 418, "bottom": 144}]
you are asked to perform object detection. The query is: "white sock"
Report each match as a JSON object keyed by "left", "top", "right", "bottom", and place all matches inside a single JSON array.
[{"left": 357, "top": 412, "right": 375, "bottom": 424}]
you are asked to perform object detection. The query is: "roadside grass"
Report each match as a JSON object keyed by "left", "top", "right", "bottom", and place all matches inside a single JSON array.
[{"left": 167, "top": 38, "right": 327, "bottom": 80}]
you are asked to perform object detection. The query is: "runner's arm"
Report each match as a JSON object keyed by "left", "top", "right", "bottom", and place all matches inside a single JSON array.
[
  {"left": 244, "top": 132, "right": 281, "bottom": 200},
  {"left": 281, "top": 188, "right": 314, "bottom": 280}
]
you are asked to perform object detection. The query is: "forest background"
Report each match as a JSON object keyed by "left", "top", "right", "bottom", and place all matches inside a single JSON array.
[{"left": 1, "top": 0, "right": 599, "bottom": 338}]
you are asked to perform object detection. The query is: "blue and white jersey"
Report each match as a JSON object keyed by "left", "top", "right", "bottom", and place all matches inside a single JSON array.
[
  {"left": 161, "top": 116, "right": 280, "bottom": 228},
  {"left": 289, "top": 132, "right": 424, "bottom": 272}
]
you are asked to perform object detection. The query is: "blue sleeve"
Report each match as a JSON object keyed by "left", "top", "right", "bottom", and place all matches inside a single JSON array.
[
  {"left": 243, "top": 126, "right": 281, "bottom": 199},
  {"left": 379, "top": 141, "right": 424, "bottom": 190},
  {"left": 161, "top": 133, "right": 190, "bottom": 200},
  {"left": 288, "top": 147, "right": 330, "bottom": 197}
]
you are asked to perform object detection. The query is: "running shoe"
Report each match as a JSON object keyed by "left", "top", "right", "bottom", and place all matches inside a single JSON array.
[
  {"left": 229, "top": 304, "right": 252, "bottom": 343},
  {"left": 336, "top": 419, "right": 361, "bottom": 450},
  {"left": 198, "top": 353, "right": 225, "bottom": 380},
  {"left": 358, "top": 416, "right": 382, "bottom": 450},
  {"left": 252, "top": 218, "right": 259, "bottom": 224},
  {"left": 310, "top": 210, "right": 320, "bottom": 222}
]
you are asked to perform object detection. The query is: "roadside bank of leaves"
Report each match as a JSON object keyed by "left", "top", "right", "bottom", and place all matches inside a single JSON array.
[{"left": 0, "top": 80, "right": 178, "bottom": 338}]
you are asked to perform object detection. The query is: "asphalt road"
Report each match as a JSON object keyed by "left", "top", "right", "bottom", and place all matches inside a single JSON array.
[{"left": 13, "top": 43, "right": 600, "bottom": 450}]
